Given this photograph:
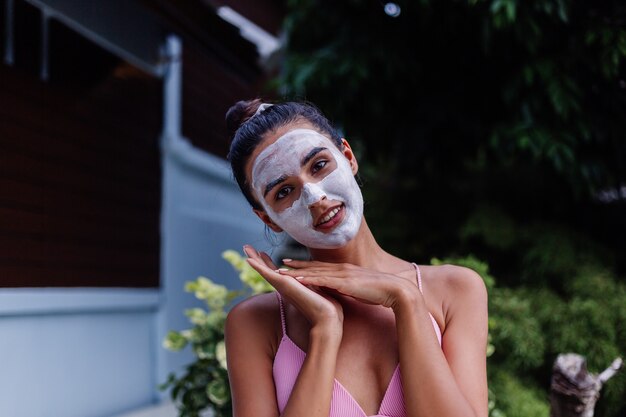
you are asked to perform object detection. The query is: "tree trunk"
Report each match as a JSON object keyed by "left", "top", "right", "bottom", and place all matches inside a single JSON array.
[{"left": 550, "top": 353, "right": 623, "bottom": 417}]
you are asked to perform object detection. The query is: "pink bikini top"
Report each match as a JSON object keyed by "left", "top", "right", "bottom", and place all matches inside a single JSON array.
[{"left": 273, "top": 263, "right": 442, "bottom": 417}]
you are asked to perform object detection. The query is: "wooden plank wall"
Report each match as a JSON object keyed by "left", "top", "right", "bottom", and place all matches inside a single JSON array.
[
  {"left": 181, "top": 36, "right": 281, "bottom": 157},
  {"left": 0, "top": 64, "right": 162, "bottom": 287},
  {"left": 142, "top": 0, "right": 282, "bottom": 157},
  {"left": 0, "top": 0, "right": 284, "bottom": 288}
]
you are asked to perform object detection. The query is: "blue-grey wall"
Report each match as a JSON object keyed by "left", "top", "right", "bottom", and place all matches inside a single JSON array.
[
  {"left": 0, "top": 32, "right": 282, "bottom": 417},
  {"left": 0, "top": 288, "right": 159, "bottom": 417},
  {"left": 155, "top": 135, "right": 280, "bottom": 403},
  {"left": 0, "top": 137, "right": 280, "bottom": 417}
]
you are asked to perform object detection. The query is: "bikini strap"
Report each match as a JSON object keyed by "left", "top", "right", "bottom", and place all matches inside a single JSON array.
[
  {"left": 275, "top": 291, "right": 287, "bottom": 336},
  {"left": 412, "top": 263, "right": 423, "bottom": 293},
  {"left": 412, "top": 263, "right": 443, "bottom": 345}
]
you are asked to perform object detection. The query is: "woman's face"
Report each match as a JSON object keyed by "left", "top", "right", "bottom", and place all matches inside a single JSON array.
[{"left": 247, "top": 123, "right": 364, "bottom": 249}]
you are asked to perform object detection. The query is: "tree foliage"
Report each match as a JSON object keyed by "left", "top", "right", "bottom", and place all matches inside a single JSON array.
[
  {"left": 275, "top": 0, "right": 626, "bottom": 276},
  {"left": 274, "top": 1, "right": 626, "bottom": 415},
  {"left": 433, "top": 255, "right": 626, "bottom": 417}
]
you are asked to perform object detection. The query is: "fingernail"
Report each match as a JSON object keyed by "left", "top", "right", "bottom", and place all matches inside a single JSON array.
[
  {"left": 277, "top": 268, "right": 289, "bottom": 272},
  {"left": 243, "top": 245, "right": 250, "bottom": 256},
  {"left": 282, "top": 258, "right": 292, "bottom": 263},
  {"left": 295, "top": 276, "right": 304, "bottom": 280}
]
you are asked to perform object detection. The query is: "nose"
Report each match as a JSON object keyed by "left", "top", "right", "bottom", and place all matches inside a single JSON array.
[{"left": 302, "top": 182, "right": 327, "bottom": 208}]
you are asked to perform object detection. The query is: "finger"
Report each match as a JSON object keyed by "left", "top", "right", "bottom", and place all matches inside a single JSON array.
[
  {"left": 246, "top": 258, "right": 291, "bottom": 288},
  {"left": 305, "top": 285, "right": 343, "bottom": 308},
  {"left": 243, "top": 244, "right": 263, "bottom": 262},
  {"left": 281, "top": 259, "right": 331, "bottom": 268},
  {"left": 278, "top": 268, "right": 343, "bottom": 278},
  {"left": 246, "top": 246, "right": 281, "bottom": 272},
  {"left": 260, "top": 251, "right": 278, "bottom": 270},
  {"left": 276, "top": 261, "right": 348, "bottom": 275},
  {"left": 298, "top": 276, "right": 377, "bottom": 299},
  {"left": 276, "top": 268, "right": 300, "bottom": 277},
  {"left": 247, "top": 258, "right": 321, "bottom": 298},
  {"left": 296, "top": 275, "right": 346, "bottom": 291},
  {"left": 247, "top": 257, "right": 348, "bottom": 309},
  {"left": 298, "top": 277, "right": 379, "bottom": 305}
]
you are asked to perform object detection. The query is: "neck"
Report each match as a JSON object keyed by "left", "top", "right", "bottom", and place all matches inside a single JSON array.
[{"left": 307, "top": 218, "right": 398, "bottom": 270}]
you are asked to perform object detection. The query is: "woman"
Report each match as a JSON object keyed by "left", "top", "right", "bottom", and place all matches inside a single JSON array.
[{"left": 224, "top": 98, "right": 489, "bottom": 417}]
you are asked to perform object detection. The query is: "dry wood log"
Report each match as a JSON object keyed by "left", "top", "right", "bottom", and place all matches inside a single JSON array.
[{"left": 550, "top": 353, "right": 623, "bottom": 417}]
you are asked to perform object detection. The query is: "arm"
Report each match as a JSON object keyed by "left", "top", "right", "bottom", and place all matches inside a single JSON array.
[
  {"left": 225, "top": 295, "right": 281, "bottom": 417},
  {"left": 283, "top": 261, "right": 489, "bottom": 417},
  {"left": 393, "top": 266, "right": 489, "bottom": 417},
  {"left": 225, "top": 294, "right": 343, "bottom": 417},
  {"left": 280, "top": 323, "right": 342, "bottom": 417},
  {"left": 227, "top": 247, "right": 346, "bottom": 417}
]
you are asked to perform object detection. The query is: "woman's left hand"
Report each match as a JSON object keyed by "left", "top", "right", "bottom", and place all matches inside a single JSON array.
[{"left": 278, "top": 259, "right": 421, "bottom": 309}]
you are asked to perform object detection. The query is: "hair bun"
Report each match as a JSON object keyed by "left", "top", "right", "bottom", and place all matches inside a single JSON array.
[{"left": 225, "top": 98, "right": 263, "bottom": 136}]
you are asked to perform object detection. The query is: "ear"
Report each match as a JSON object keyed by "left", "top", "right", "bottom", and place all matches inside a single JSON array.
[
  {"left": 340, "top": 138, "right": 359, "bottom": 175},
  {"left": 253, "top": 208, "right": 283, "bottom": 233}
]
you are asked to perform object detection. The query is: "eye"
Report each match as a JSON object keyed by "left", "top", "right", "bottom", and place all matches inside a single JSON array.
[
  {"left": 275, "top": 185, "right": 294, "bottom": 201},
  {"left": 312, "top": 159, "right": 328, "bottom": 173}
]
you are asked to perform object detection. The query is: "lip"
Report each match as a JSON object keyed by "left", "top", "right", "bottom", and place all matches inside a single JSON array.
[{"left": 314, "top": 204, "right": 345, "bottom": 230}]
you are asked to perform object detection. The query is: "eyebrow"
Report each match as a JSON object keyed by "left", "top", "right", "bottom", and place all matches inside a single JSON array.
[
  {"left": 263, "top": 174, "right": 288, "bottom": 197},
  {"left": 301, "top": 147, "right": 327, "bottom": 166},
  {"left": 262, "top": 147, "right": 329, "bottom": 198}
]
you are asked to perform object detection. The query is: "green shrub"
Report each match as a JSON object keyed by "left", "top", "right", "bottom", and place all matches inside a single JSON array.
[
  {"left": 432, "top": 254, "right": 625, "bottom": 417},
  {"left": 490, "top": 370, "right": 550, "bottom": 417},
  {"left": 159, "top": 250, "right": 274, "bottom": 417}
]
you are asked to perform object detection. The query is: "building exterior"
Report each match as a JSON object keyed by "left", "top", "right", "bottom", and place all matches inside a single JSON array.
[{"left": 0, "top": 1, "right": 286, "bottom": 416}]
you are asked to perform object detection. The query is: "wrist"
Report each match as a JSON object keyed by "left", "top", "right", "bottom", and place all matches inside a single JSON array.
[
  {"left": 391, "top": 281, "right": 423, "bottom": 314},
  {"left": 310, "top": 321, "right": 343, "bottom": 347}
]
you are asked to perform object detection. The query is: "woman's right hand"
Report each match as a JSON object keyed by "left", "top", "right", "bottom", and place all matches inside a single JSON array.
[{"left": 243, "top": 245, "right": 344, "bottom": 337}]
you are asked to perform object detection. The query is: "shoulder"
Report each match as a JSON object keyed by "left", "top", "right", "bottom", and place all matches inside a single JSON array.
[
  {"left": 422, "top": 264, "right": 488, "bottom": 317},
  {"left": 228, "top": 291, "right": 280, "bottom": 318},
  {"left": 225, "top": 292, "right": 281, "bottom": 356},
  {"left": 433, "top": 264, "right": 486, "bottom": 294},
  {"left": 226, "top": 291, "right": 280, "bottom": 331}
]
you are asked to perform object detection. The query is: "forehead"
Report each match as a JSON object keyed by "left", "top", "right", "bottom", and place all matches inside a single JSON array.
[
  {"left": 247, "top": 124, "right": 336, "bottom": 182},
  {"left": 259, "top": 129, "right": 330, "bottom": 162}
]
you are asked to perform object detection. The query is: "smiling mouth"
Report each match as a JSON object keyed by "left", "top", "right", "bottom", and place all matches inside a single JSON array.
[{"left": 315, "top": 204, "right": 344, "bottom": 227}]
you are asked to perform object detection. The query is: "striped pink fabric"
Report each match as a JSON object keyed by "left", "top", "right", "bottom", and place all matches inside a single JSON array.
[{"left": 273, "top": 263, "right": 442, "bottom": 417}]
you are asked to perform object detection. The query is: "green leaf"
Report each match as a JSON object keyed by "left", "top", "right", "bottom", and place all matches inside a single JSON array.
[{"left": 163, "top": 330, "right": 188, "bottom": 351}]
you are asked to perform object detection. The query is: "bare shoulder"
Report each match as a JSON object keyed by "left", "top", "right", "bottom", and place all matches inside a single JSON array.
[
  {"left": 433, "top": 264, "right": 486, "bottom": 292},
  {"left": 225, "top": 292, "right": 281, "bottom": 356},
  {"left": 228, "top": 291, "right": 279, "bottom": 318},
  {"left": 421, "top": 264, "right": 488, "bottom": 312}
]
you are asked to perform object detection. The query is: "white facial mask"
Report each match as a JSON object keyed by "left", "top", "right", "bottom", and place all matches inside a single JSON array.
[{"left": 251, "top": 129, "right": 364, "bottom": 249}]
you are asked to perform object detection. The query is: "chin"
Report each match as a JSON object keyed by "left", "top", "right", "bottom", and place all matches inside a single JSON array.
[{"left": 306, "top": 234, "right": 355, "bottom": 250}]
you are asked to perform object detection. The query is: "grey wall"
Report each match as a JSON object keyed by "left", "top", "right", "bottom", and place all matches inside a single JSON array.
[
  {"left": 155, "top": 135, "right": 281, "bottom": 402},
  {"left": 0, "top": 137, "right": 280, "bottom": 417}
]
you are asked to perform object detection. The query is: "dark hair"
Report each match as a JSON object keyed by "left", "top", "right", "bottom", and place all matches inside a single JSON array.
[{"left": 225, "top": 98, "right": 342, "bottom": 210}]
